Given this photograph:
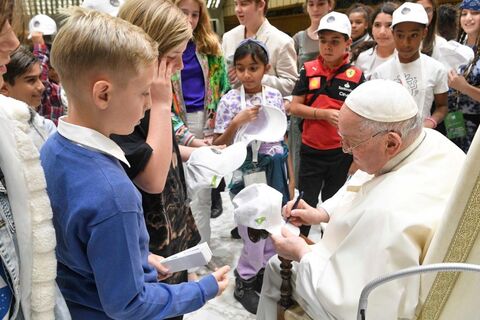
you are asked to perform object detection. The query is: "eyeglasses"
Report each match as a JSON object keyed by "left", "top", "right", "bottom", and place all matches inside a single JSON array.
[{"left": 338, "top": 130, "right": 389, "bottom": 154}]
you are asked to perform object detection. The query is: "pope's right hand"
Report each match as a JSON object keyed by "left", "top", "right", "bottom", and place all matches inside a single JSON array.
[{"left": 283, "top": 199, "right": 321, "bottom": 226}]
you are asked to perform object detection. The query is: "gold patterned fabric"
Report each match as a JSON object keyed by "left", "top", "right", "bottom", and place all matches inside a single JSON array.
[{"left": 418, "top": 130, "right": 480, "bottom": 320}]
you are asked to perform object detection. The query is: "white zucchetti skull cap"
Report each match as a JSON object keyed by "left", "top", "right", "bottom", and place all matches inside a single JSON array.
[{"left": 345, "top": 79, "right": 418, "bottom": 122}]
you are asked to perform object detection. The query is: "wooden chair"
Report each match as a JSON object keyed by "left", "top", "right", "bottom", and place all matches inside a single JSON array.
[{"left": 278, "top": 129, "right": 480, "bottom": 320}]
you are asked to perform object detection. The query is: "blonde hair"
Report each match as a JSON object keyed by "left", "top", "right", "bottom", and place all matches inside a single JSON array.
[
  {"left": 51, "top": 7, "right": 158, "bottom": 96},
  {"left": 119, "top": 0, "right": 192, "bottom": 57},
  {"left": 175, "top": 0, "right": 221, "bottom": 56}
]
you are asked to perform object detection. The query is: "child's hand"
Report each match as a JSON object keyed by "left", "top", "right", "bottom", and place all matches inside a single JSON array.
[
  {"left": 448, "top": 69, "right": 469, "bottom": 93},
  {"left": 147, "top": 253, "right": 173, "bottom": 281},
  {"left": 234, "top": 105, "right": 260, "bottom": 126},
  {"left": 150, "top": 57, "right": 174, "bottom": 112},
  {"left": 323, "top": 109, "right": 339, "bottom": 127},
  {"left": 228, "top": 66, "right": 238, "bottom": 85},
  {"left": 212, "top": 265, "right": 230, "bottom": 296},
  {"left": 30, "top": 31, "right": 45, "bottom": 45}
]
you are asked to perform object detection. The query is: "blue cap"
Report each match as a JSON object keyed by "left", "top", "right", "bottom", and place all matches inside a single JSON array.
[
  {"left": 235, "top": 38, "right": 269, "bottom": 63},
  {"left": 460, "top": 0, "right": 480, "bottom": 11}
]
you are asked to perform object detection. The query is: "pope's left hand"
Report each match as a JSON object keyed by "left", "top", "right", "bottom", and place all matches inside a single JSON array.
[
  {"left": 271, "top": 227, "right": 311, "bottom": 262},
  {"left": 148, "top": 253, "right": 173, "bottom": 281}
]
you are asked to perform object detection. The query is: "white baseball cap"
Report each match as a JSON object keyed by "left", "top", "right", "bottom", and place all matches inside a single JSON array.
[
  {"left": 28, "top": 14, "right": 57, "bottom": 37},
  {"left": 234, "top": 104, "right": 287, "bottom": 144},
  {"left": 184, "top": 142, "right": 248, "bottom": 197},
  {"left": 345, "top": 79, "right": 418, "bottom": 122},
  {"left": 81, "top": 0, "right": 124, "bottom": 16},
  {"left": 233, "top": 183, "right": 300, "bottom": 236},
  {"left": 391, "top": 2, "right": 429, "bottom": 28},
  {"left": 437, "top": 40, "right": 474, "bottom": 71},
  {"left": 315, "top": 11, "right": 351, "bottom": 38}
]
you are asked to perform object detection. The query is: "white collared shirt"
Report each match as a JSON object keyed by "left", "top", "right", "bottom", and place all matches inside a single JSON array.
[{"left": 57, "top": 116, "right": 130, "bottom": 167}]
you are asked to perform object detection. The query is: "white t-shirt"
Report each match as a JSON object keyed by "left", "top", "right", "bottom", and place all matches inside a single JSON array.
[
  {"left": 371, "top": 54, "right": 448, "bottom": 118},
  {"left": 355, "top": 47, "right": 394, "bottom": 80}
]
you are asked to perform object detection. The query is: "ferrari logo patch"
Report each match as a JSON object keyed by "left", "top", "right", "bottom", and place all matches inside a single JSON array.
[
  {"left": 345, "top": 68, "right": 356, "bottom": 78},
  {"left": 309, "top": 77, "right": 321, "bottom": 90}
]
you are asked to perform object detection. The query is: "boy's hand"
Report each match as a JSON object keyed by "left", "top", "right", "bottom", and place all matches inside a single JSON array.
[
  {"left": 147, "top": 253, "right": 173, "bottom": 281},
  {"left": 150, "top": 57, "right": 174, "bottom": 112},
  {"left": 212, "top": 265, "right": 230, "bottom": 296},
  {"left": 233, "top": 105, "right": 260, "bottom": 126},
  {"left": 30, "top": 31, "right": 45, "bottom": 45},
  {"left": 322, "top": 109, "right": 339, "bottom": 127}
]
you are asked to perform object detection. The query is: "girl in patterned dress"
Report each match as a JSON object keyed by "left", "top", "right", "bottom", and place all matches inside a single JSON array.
[
  {"left": 213, "top": 39, "right": 289, "bottom": 314},
  {"left": 447, "top": 0, "right": 480, "bottom": 152}
]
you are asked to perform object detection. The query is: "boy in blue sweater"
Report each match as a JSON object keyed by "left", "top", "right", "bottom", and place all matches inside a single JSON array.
[{"left": 40, "top": 8, "right": 229, "bottom": 319}]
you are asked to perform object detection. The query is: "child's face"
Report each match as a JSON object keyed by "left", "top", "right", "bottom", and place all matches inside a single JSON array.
[
  {"left": 4, "top": 62, "right": 44, "bottom": 109},
  {"left": 163, "top": 40, "right": 189, "bottom": 73},
  {"left": 306, "top": 0, "right": 331, "bottom": 24},
  {"left": 0, "top": 21, "right": 20, "bottom": 83},
  {"left": 234, "top": 0, "right": 264, "bottom": 27},
  {"left": 318, "top": 31, "right": 350, "bottom": 66},
  {"left": 460, "top": 9, "right": 480, "bottom": 37},
  {"left": 178, "top": 0, "right": 200, "bottom": 32},
  {"left": 393, "top": 22, "right": 426, "bottom": 63},
  {"left": 234, "top": 54, "right": 268, "bottom": 94},
  {"left": 107, "top": 62, "right": 155, "bottom": 135},
  {"left": 416, "top": 0, "right": 434, "bottom": 25},
  {"left": 372, "top": 13, "right": 394, "bottom": 49},
  {"left": 349, "top": 12, "right": 368, "bottom": 40}
]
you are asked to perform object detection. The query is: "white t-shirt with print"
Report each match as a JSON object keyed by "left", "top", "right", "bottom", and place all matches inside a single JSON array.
[
  {"left": 371, "top": 53, "right": 448, "bottom": 119},
  {"left": 355, "top": 47, "right": 394, "bottom": 80}
]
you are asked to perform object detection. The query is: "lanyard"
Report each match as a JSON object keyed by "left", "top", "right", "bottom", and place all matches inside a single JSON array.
[
  {"left": 239, "top": 85, "right": 266, "bottom": 164},
  {"left": 394, "top": 53, "right": 426, "bottom": 115}
]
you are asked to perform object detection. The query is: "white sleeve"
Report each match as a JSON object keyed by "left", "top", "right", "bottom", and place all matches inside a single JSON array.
[
  {"left": 433, "top": 63, "right": 449, "bottom": 94},
  {"left": 295, "top": 206, "right": 425, "bottom": 320}
]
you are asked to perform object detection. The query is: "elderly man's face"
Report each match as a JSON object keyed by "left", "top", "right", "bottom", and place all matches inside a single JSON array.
[{"left": 338, "top": 105, "right": 391, "bottom": 175}]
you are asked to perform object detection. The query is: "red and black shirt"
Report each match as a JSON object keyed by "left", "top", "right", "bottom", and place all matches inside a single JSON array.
[{"left": 292, "top": 54, "right": 365, "bottom": 150}]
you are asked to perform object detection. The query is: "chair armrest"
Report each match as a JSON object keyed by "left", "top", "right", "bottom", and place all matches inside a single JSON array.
[{"left": 357, "top": 263, "right": 480, "bottom": 320}]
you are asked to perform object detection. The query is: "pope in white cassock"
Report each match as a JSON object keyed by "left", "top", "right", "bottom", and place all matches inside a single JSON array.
[{"left": 256, "top": 79, "right": 466, "bottom": 320}]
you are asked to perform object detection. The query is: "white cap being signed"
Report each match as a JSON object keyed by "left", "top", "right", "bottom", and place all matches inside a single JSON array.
[
  {"left": 233, "top": 183, "right": 300, "bottom": 236},
  {"left": 345, "top": 79, "right": 418, "bottom": 122}
]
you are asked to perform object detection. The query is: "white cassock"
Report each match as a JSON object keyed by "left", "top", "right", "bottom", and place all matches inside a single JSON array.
[{"left": 257, "top": 129, "right": 466, "bottom": 320}]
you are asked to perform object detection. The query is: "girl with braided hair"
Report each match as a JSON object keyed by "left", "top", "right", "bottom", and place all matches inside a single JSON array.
[{"left": 447, "top": 0, "right": 480, "bottom": 152}]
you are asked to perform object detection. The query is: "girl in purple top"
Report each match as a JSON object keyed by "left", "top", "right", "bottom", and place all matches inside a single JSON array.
[{"left": 173, "top": 0, "right": 230, "bottom": 249}]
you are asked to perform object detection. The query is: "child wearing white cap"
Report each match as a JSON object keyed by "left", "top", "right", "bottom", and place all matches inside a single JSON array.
[
  {"left": 287, "top": 11, "right": 365, "bottom": 236},
  {"left": 371, "top": 2, "right": 449, "bottom": 129}
]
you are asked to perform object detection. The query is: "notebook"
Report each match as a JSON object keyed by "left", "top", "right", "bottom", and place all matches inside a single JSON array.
[{"left": 161, "top": 242, "right": 213, "bottom": 273}]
